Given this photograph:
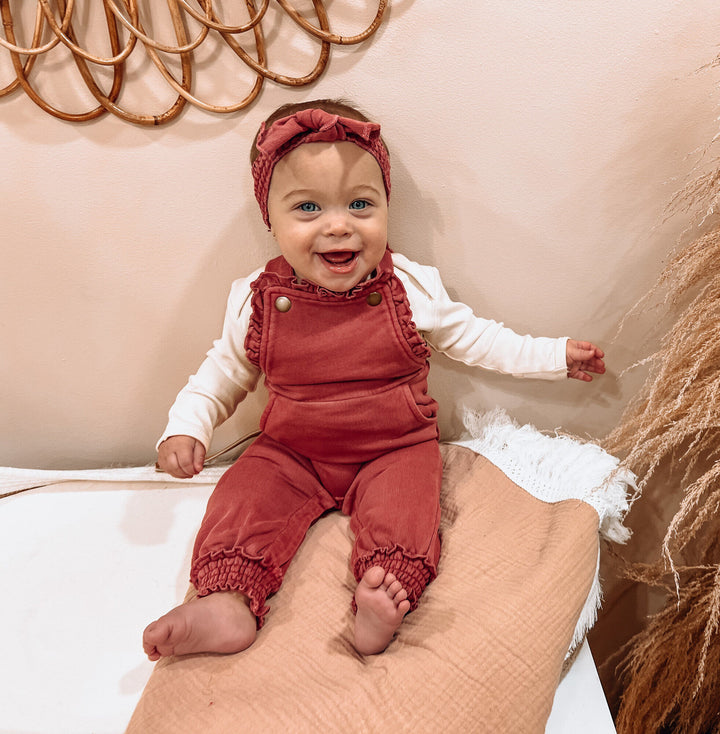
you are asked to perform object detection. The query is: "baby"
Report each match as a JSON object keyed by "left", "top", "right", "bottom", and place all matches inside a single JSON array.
[{"left": 143, "top": 99, "right": 605, "bottom": 659}]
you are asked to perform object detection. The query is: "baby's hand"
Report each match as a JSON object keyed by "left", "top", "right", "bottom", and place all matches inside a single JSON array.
[
  {"left": 157, "top": 435, "right": 206, "bottom": 478},
  {"left": 566, "top": 339, "right": 605, "bottom": 382}
]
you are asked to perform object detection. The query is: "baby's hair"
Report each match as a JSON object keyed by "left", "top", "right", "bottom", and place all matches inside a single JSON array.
[{"left": 250, "top": 98, "right": 386, "bottom": 164}]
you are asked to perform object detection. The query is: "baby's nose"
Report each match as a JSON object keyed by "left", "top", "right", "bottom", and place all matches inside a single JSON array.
[{"left": 323, "top": 210, "right": 352, "bottom": 236}]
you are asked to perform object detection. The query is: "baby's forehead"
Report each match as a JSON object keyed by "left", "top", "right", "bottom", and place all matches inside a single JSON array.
[{"left": 273, "top": 141, "right": 385, "bottom": 182}]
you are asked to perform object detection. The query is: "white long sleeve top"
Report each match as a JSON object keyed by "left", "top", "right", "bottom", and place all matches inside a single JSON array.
[{"left": 159, "top": 253, "right": 569, "bottom": 450}]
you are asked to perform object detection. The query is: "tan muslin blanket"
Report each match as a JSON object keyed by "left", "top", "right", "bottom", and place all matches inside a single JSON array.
[{"left": 126, "top": 413, "right": 631, "bottom": 733}]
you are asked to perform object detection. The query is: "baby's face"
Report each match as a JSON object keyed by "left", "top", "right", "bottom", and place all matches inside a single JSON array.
[{"left": 266, "top": 141, "right": 388, "bottom": 292}]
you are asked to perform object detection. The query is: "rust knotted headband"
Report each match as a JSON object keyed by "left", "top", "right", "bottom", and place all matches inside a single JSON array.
[{"left": 252, "top": 108, "right": 391, "bottom": 228}]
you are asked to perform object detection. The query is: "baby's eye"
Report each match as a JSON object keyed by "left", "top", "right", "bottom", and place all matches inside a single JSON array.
[
  {"left": 298, "top": 202, "right": 320, "bottom": 213},
  {"left": 349, "top": 199, "right": 370, "bottom": 211}
]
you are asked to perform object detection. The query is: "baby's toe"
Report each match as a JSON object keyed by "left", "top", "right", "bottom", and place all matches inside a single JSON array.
[
  {"left": 386, "top": 579, "right": 404, "bottom": 597},
  {"left": 363, "top": 566, "right": 387, "bottom": 588}
]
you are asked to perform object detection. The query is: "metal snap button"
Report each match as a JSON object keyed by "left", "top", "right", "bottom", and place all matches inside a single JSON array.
[
  {"left": 274, "top": 296, "right": 292, "bottom": 312},
  {"left": 366, "top": 292, "right": 382, "bottom": 306}
]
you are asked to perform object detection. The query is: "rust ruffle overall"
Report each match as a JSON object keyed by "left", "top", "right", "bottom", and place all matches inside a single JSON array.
[{"left": 190, "top": 249, "right": 443, "bottom": 625}]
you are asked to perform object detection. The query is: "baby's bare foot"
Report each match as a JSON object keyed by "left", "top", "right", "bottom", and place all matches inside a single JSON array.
[
  {"left": 353, "top": 566, "right": 411, "bottom": 655},
  {"left": 143, "top": 591, "right": 256, "bottom": 661}
]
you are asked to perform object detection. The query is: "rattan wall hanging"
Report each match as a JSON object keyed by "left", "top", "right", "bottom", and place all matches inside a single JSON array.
[{"left": 0, "top": 0, "right": 388, "bottom": 126}]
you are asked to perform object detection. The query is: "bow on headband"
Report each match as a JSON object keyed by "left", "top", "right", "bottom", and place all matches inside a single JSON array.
[{"left": 252, "top": 108, "right": 391, "bottom": 228}]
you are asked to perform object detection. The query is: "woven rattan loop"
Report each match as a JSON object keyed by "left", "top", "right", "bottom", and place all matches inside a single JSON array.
[{"left": 0, "top": 0, "right": 388, "bottom": 125}]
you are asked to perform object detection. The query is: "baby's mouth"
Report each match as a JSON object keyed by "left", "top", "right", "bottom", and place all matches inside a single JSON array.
[
  {"left": 318, "top": 251, "right": 360, "bottom": 273},
  {"left": 320, "top": 251, "right": 357, "bottom": 266}
]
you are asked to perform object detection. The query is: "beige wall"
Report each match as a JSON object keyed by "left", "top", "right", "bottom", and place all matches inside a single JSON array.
[{"left": 1, "top": 1, "right": 718, "bottom": 469}]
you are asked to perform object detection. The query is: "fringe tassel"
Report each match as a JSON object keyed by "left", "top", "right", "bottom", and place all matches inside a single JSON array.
[{"left": 453, "top": 407, "right": 635, "bottom": 654}]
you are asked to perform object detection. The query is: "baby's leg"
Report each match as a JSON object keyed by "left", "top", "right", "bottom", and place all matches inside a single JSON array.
[
  {"left": 353, "top": 566, "right": 411, "bottom": 655},
  {"left": 144, "top": 435, "right": 337, "bottom": 660},
  {"left": 143, "top": 591, "right": 256, "bottom": 661},
  {"left": 346, "top": 440, "right": 443, "bottom": 653}
]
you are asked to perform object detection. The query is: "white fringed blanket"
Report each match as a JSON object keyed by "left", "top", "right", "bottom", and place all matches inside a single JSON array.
[
  {"left": 125, "top": 411, "right": 630, "bottom": 733},
  {"left": 454, "top": 408, "right": 634, "bottom": 656}
]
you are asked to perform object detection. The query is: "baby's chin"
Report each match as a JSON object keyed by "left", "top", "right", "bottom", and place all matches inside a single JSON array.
[
  {"left": 311, "top": 274, "right": 369, "bottom": 293},
  {"left": 299, "top": 258, "right": 378, "bottom": 292}
]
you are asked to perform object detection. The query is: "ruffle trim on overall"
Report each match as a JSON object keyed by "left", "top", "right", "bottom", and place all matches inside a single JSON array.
[
  {"left": 244, "top": 250, "right": 431, "bottom": 368},
  {"left": 191, "top": 548, "right": 284, "bottom": 628},
  {"left": 352, "top": 545, "right": 438, "bottom": 614}
]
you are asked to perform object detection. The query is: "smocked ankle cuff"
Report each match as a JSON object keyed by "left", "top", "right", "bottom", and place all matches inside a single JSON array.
[{"left": 191, "top": 552, "right": 282, "bottom": 628}]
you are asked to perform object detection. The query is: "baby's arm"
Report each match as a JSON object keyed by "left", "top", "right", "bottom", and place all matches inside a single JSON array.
[
  {"left": 566, "top": 340, "right": 605, "bottom": 382},
  {"left": 393, "top": 255, "right": 604, "bottom": 381},
  {"left": 156, "top": 273, "right": 262, "bottom": 478},
  {"left": 157, "top": 435, "right": 206, "bottom": 478}
]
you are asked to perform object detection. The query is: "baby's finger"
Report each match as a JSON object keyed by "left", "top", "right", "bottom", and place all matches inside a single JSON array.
[
  {"left": 586, "top": 357, "right": 606, "bottom": 374},
  {"left": 568, "top": 367, "right": 593, "bottom": 382},
  {"left": 571, "top": 340, "right": 605, "bottom": 360},
  {"left": 170, "top": 451, "right": 196, "bottom": 478},
  {"left": 193, "top": 441, "right": 206, "bottom": 473}
]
